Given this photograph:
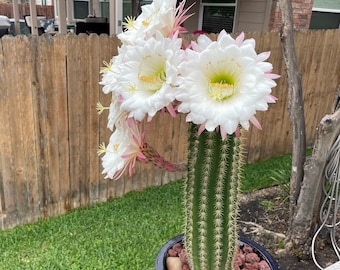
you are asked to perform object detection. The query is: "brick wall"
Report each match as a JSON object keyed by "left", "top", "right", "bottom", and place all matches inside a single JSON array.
[{"left": 268, "top": 0, "right": 314, "bottom": 30}]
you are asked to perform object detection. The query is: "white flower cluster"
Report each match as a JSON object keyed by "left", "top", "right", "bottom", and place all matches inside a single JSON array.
[{"left": 98, "top": 0, "right": 280, "bottom": 179}]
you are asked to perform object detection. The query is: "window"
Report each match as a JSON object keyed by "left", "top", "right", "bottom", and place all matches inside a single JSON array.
[
  {"left": 100, "top": 0, "right": 132, "bottom": 23},
  {"left": 123, "top": 0, "right": 133, "bottom": 19},
  {"left": 100, "top": 1, "right": 110, "bottom": 19},
  {"left": 199, "top": 0, "right": 237, "bottom": 33},
  {"left": 74, "top": 0, "right": 89, "bottom": 19},
  {"left": 310, "top": 10, "right": 340, "bottom": 29}
]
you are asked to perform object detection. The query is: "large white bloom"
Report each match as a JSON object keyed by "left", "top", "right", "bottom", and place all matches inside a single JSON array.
[
  {"left": 99, "top": 45, "right": 129, "bottom": 95},
  {"left": 107, "top": 97, "right": 126, "bottom": 131},
  {"left": 101, "top": 116, "right": 145, "bottom": 180},
  {"left": 177, "top": 30, "right": 280, "bottom": 137},
  {"left": 101, "top": 128, "right": 127, "bottom": 180},
  {"left": 116, "top": 32, "right": 185, "bottom": 121},
  {"left": 99, "top": 46, "right": 130, "bottom": 131},
  {"left": 118, "top": 0, "right": 192, "bottom": 45},
  {"left": 118, "top": 0, "right": 177, "bottom": 44}
]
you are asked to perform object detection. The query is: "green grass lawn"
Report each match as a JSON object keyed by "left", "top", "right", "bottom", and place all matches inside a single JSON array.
[{"left": 0, "top": 152, "right": 296, "bottom": 270}]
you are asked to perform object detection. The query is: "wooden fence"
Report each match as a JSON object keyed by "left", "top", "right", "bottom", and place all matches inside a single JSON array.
[{"left": 0, "top": 30, "right": 339, "bottom": 229}]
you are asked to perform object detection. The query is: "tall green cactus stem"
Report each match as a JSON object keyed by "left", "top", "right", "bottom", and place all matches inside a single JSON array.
[{"left": 184, "top": 124, "right": 244, "bottom": 270}]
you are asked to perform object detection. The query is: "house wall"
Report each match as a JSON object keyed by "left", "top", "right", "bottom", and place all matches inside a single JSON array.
[
  {"left": 184, "top": 0, "right": 314, "bottom": 34},
  {"left": 0, "top": 3, "right": 54, "bottom": 19},
  {"left": 184, "top": 0, "right": 272, "bottom": 33},
  {"left": 269, "top": 0, "right": 314, "bottom": 30},
  {"left": 182, "top": 0, "right": 200, "bottom": 33},
  {"left": 234, "top": 0, "right": 272, "bottom": 32}
]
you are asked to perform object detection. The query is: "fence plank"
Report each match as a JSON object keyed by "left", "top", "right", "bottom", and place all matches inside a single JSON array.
[
  {"left": 0, "top": 36, "right": 38, "bottom": 227},
  {"left": 0, "top": 36, "right": 20, "bottom": 228},
  {"left": 101, "top": 35, "right": 125, "bottom": 200},
  {"left": 87, "top": 34, "right": 101, "bottom": 205},
  {"left": 264, "top": 31, "right": 290, "bottom": 161},
  {"left": 301, "top": 30, "right": 325, "bottom": 146},
  {"left": 52, "top": 34, "right": 70, "bottom": 214},
  {"left": 245, "top": 32, "right": 269, "bottom": 162},
  {"left": 97, "top": 35, "right": 114, "bottom": 201},
  {"left": 16, "top": 36, "right": 41, "bottom": 224},
  {"left": 9, "top": 36, "right": 28, "bottom": 225},
  {"left": 36, "top": 35, "right": 59, "bottom": 217},
  {"left": 79, "top": 33, "right": 91, "bottom": 209},
  {"left": 0, "top": 38, "right": 5, "bottom": 228},
  {"left": 66, "top": 34, "right": 87, "bottom": 209},
  {"left": 27, "top": 35, "right": 53, "bottom": 220}
]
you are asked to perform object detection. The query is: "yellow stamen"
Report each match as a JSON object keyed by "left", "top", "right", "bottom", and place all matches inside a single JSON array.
[
  {"left": 97, "top": 142, "right": 107, "bottom": 156},
  {"left": 122, "top": 16, "right": 135, "bottom": 29},
  {"left": 96, "top": 102, "right": 110, "bottom": 115},
  {"left": 209, "top": 82, "right": 235, "bottom": 101},
  {"left": 139, "top": 75, "right": 157, "bottom": 83},
  {"left": 100, "top": 60, "right": 112, "bottom": 74},
  {"left": 139, "top": 69, "right": 166, "bottom": 84}
]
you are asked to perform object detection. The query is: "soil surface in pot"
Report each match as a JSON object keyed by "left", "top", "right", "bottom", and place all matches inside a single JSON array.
[{"left": 238, "top": 186, "right": 338, "bottom": 270}]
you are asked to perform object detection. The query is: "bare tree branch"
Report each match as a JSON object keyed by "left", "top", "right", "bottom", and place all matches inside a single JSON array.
[
  {"left": 286, "top": 109, "right": 340, "bottom": 253},
  {"left": 279, "top": 0, "right": 306, "bottom": 231}
]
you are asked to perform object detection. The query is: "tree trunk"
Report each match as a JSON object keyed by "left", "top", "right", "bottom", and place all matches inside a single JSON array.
[
  {"left": 286, "top": 108, "right": 340, "bottom": 253},
  {"left": 287, "top": 86, "right": 340, "bottom": 252},
  {"left": 279, "top": 0, "right": 306, "bottom": 234},
  {"left": 279, "top": 0, "right": 340, "bottom": 253}
]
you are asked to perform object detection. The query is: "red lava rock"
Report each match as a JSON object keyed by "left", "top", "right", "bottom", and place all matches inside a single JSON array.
[
  {"left": 239, "top": 252, "right": 246, "bottom": 264},
  {"left": 182, "top": 263, "right": 190, "bottom": 270},
  {"left": 168, "top": 248, "right": 178, "bottom": 257},
  {"left": 258, "top": 260, "right": 271, "bottom": 270},
  {"left": 244, "top": 262, "right": 259, "bottom": 270},
  {"left": 234, "top": 255, "right": 244, "bottom": 267},
  {"left": 172, "top": 243, "right": 183, "bottom": 253},
  {"left": 245, "top": 252, "right": 261, "bottom": 263},
  {"left": 168, "top": 243, "right": 183, "bottom": 257},
  {"left": 243, "top": 244, "right": 254, "bottom": 254},
  {"left": 179, "top": 249, "right": 188, "bottom": 264}
]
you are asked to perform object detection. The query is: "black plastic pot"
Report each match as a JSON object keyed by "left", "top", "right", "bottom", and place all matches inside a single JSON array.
[{"left": 155, "top": 234, "right": 280, "bottom": 270}]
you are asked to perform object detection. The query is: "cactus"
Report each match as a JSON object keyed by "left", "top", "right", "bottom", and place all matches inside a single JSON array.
[{"left": 184, "top": 124, "right": 244, "bottom": 270}]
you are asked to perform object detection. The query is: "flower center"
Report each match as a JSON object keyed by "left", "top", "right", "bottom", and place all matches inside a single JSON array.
[
  {"left": 209, "top": 74, "right": 236, "bottom": 101},
  {"left": 138, "top": 67, "right": 166, "bottom": 92}
]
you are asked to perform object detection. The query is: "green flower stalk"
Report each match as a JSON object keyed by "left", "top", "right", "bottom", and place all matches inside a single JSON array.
[{"left": 184, "top": 124, "right": 244, "bottom": 270}]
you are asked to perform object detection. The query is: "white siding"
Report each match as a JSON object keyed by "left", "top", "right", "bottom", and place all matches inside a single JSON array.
[{"left": 235, "top": 0, "right": 272, "bottom": 32}]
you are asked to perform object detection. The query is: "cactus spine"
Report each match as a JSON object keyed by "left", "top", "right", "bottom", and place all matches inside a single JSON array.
[{"left": 184, "top": 124, "right": 244, "bottom": 270}]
